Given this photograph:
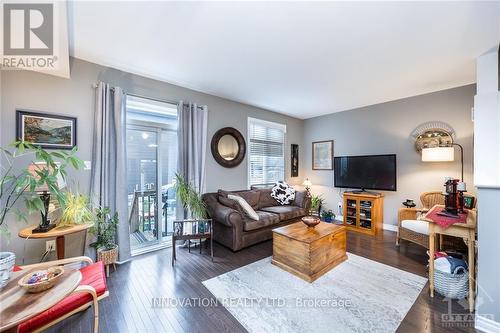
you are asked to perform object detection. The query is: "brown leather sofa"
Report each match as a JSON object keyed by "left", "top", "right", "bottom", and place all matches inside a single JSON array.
[{"left": 202, "top": 187, "right": 311, "bottom": 251}]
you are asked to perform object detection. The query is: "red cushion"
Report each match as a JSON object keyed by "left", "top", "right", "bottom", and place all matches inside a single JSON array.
[{"left": 18, "top": 261, "right": 108, "bottom": 333}]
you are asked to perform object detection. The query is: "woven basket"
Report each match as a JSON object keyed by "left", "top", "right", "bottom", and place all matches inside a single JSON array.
[
  {"left": 434, "top": 269, "right": 469, "bottom": 299},
  {"left": 97, "top": 245, "right": 118, "bottom": 266},
  {"left": 18, "top": 266, "right": 64, "bottom": 293}
]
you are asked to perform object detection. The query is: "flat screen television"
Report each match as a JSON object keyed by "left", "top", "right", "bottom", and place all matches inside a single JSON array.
[{"left": 334, "top": 154, "right": 397, "bottom": 191}]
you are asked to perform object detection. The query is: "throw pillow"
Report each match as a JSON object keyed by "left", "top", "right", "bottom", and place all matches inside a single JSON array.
[
  {"left": 271, "top": 181, "right": 296, "bottom": 205},
  {"left": 227, "top": 194, "right": 260, "bottom": 220}
]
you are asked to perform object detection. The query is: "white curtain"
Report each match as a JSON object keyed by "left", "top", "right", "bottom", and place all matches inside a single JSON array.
[
  {"left": 177, "top": 101, "right": 208, "bottom": 219},
  {"left": 89, "top": 82, "right": 130, "bottom": 262}
]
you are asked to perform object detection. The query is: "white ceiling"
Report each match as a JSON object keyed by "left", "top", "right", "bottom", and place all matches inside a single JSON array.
[{"left": 68, "top": 1, "right": 500, "bottom": 119}]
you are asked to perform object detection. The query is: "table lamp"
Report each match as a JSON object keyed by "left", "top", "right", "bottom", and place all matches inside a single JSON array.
[
  {"left": 28, "top": 162, "right": 66, "bottom": 233},
  {"left": 302, "top": 178, "right": 312, "bottom": 197}
]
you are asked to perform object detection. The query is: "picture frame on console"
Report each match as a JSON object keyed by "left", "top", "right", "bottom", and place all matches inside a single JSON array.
[{"left": 312, "top": 140, "right": 334, "bottom": 170}]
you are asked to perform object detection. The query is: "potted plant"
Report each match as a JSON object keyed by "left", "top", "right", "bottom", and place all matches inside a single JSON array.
[
  {"left": 321, "top": 209, "right": 336, "bottom": 223},
  {"left": 310, "top": 195, "right": 325, "bottom": 216},
  {"left": 59, "top": 191, "right": 93, "bottom": 226},
  {"left": 174, "top": 173, "right": 207, "bottom": 219},
  {"left": 0, "top": 141, "right": 82, "bottom": 288},
  {"left": 90, "top": 207, "right": 118, "bottom": 277}
]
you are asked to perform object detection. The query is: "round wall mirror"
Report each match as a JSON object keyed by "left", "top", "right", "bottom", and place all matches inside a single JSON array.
[{"left": 211, "top": 127, "right": 246, "bottom": 168}]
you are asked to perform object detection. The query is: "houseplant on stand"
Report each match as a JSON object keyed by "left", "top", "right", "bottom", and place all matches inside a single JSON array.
[
  {"left": 90, "top": 207, "right": 119, "bottom": 277},
  {"left": 0, "top": 141, "right": 82, "bottom": 288}
]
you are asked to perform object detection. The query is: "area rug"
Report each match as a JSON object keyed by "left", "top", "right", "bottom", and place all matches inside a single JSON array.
[{"left": 203, "top": 253, "right": 427, "bottom": 333}]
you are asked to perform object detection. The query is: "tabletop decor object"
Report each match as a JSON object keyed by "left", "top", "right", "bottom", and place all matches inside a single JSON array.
[
  {"left": 301, "top": 215, "right": 321, "bottom": 228},
  {"left": 403, "top": 199, "right": 416, "bottom": 208},
  {"left": 0, "top": 252, "right": 15, "bottom": 289},
  {"left": 18, "top": 266, "right": 64, "bottom": 293}
]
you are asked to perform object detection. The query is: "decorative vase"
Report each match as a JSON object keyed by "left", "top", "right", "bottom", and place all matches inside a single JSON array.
[
  {"left": 0, "top": 252, "right": 16, "bottom": 289},
  {"left": 324, "top": 216, "right": 333, "bottom": 223},
  {"left": 302, "top": 216, "right": 321, "bottom": 228},
  {"left": 97, "top": 245, "right": 118, "bottom": 277}
]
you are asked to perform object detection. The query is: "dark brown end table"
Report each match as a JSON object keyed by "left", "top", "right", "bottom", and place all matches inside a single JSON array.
[{"left": 172, "top": 219, "right": 213, "bottom": 266}]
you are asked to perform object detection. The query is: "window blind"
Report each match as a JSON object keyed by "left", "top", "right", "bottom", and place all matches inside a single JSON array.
[{"left": 248, "top": 118, "right": 286, "bottom": 187}]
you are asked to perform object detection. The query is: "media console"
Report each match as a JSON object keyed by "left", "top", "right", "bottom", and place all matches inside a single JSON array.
[{"left": 343, "top": 192, "right": 384, "bottom": 236}]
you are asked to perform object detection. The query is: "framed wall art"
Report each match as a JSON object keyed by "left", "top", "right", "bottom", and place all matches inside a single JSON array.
[
  {"left": 312, "top": 140, "right": 333, "bottom": 170},
  {"left": 291, "top": 144, "right": 299, "bottom": 177},
  {"left": 16, "top": 110, "right": 77, "bottom": 150}
]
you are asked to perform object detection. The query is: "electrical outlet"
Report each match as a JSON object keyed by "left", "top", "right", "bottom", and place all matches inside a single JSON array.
[{"left": 46, "top": 240, "right": 56, "bottom": 252}]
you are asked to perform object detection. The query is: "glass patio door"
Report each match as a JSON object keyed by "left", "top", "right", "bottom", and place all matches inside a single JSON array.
[{"left": 126, "top": 95, "right": 178, "bottom": 254}]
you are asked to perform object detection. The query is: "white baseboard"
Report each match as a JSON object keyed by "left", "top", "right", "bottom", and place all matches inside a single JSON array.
[
  {"left": 383, "top": 224, "right": 398, "bottom": 232},
  {"left": 476, "top": 315, "right": 500, "bottom": 333}
]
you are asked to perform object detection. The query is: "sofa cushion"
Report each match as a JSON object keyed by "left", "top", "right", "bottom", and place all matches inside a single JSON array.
[
  {"left": 19, "top": 261, "right": 108, "bottom": 333},
  {"left": 228, "top": 194, "right": 259, "bottom": 220},
  {"left": 243, "top": 211, "right": 280, "bottom": 231},
  {"left": 271, "top": 181, "right": 296, "bottom": 205},
  {"left": 260, "top": 205, "right": 306, "bottom": 221},
  {"left": 219, "top": 189, "right": 260, "bottom": 209},
  {"left": 257, "top": 188, "right": 279, "bottom": 209}
]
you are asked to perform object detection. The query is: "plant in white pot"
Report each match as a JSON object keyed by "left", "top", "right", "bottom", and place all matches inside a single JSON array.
[
  {"left": 90, "top": 207, "right": 118, "bottom": 277},
  {"left": 0, "top": 141, "right": 83, "bottom": 288}
]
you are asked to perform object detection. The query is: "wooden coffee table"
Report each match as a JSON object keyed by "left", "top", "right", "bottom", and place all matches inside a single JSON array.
[{"left": 272, "top": 222, "right": 347, "bottom": 282}]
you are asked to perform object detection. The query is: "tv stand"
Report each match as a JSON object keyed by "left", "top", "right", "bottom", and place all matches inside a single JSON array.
[
  {"left": 343, "top": 192, "right": 384, "bottom": 236},
  {"left": 346, "top": 188, "right": 381, "bottom": 196}
]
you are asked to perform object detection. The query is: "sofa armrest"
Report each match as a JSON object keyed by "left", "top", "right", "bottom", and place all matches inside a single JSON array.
[
  {"left": 293, "top": 190, "right": 311, "bottom": 212},
  {"left": 202, "top": 193, "right": 243, "bottom": 229}
]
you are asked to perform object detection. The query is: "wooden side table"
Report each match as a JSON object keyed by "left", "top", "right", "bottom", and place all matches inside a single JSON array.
[
  {"left": 19, "top": 223, "right": 93, "bottom": 260},
  {"left": 0, "top": 267, "right": 82, "bottom": 332},
  {"left": 171, "top": 219, "right": 213, "bottom": 266},
  {"left": 425, "top": 204, "right": 477, "bottom": 312}
]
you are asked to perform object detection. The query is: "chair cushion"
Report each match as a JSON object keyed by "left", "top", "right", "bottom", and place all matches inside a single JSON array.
[
  {"left": 243, "top": 211, "right": 280, "bottom": 231},
  {"left": 401, "top": 219, "right": 429, "bottom": 235},
  {"left": 260, "top": 205, "right": 306, "bottom": 221},
  {"left": 19, "top": 261, "right": 108, "bottom": 333}
]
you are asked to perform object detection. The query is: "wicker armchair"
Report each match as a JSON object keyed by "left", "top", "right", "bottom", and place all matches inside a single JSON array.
[{"left": 396, "top": 191, "right": 444, "bottom": 249}]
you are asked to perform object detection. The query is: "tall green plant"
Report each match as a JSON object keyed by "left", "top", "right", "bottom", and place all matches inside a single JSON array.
[
  {"left": 90, "top": 207, "right": 118, "bottom": 250},
  {"left": 174, "top": 173, "right": 207, "bottom": 219},
  {"left": 310, "top": 195, "right": 325, "bottom": 211},
  {"left": 0, "top": 141, "right": 83, "bottom": 235}
]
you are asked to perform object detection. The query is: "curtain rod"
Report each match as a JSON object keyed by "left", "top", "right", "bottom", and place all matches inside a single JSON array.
[{"left": 92, "top": 82, "right": 204, "bottom": 108}]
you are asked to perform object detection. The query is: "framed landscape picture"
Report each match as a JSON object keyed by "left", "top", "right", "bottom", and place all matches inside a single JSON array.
[
  {"left": 16, "top": 110, "right": 77, "bottom": 150},
  {"left": 312, "top": 140, "right": 334, "bottom": 170}
]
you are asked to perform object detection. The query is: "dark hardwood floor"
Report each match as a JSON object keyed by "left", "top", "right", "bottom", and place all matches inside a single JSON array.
[{"left": 48, "top": 230, "right": 479, "bottom": 333}]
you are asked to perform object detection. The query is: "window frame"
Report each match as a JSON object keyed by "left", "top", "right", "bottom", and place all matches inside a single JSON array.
[{"left": 247, "top": 117, "right": 287, "bottom": 188}]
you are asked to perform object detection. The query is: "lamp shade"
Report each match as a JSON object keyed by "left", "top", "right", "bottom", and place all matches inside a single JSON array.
[
  {"left": 302, "top": 178, "right": 312, "bottom": 187},
  {"left": 27, "top": 162, "right": 66, "bottom": 192},
  {"left": 421, "top": 147, "right": 454, "bottom": 162}
]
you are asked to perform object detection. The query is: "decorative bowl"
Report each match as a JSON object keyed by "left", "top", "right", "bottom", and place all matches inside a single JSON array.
[
  {"left": 18, "top": 266, "right": 64, "bottom": 293},
  {"left": 0, "top": 252, "right": 16, "bottom": 289},
  {"left": 301, "top": 216, "right": 321, "bottom": 228}
]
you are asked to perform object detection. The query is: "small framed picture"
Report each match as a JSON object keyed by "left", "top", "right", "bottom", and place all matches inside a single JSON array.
[
  {"left": 464, "top": 196, "right": 476, "bottom": 210},
  {"left": 16, "top": 110, "right": 77, "bottom": 150},
  {"left": 312, "top": 140, "right": 334, "bottom": 170}
]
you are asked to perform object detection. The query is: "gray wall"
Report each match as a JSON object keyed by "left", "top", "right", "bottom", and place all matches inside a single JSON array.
[
  {"left": 0, "top": 58, "right": 304, "bottom": 264},
  {"left": 303, "top": 85, "right": 475, "bottom": 227}
]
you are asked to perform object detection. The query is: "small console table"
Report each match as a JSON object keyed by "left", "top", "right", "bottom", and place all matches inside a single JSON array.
[
  {"left": 171, "top": 219, "right": 213, "bottom": 266},
  {"left": 343, "top": 192, "right": 384, "bottom": 236}
]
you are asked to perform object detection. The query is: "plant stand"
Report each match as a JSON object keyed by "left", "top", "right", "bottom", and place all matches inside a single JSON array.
[{"left": 97, "top": 245, "right": 118, "bottom": 277}]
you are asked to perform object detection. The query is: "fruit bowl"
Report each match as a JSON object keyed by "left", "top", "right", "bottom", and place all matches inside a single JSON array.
[
  {"left": 18, "top": 266, "right": 64, "bottom": 293},
  {"left": 301, "top": 216, "right": 321, "bottom": 228}
]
